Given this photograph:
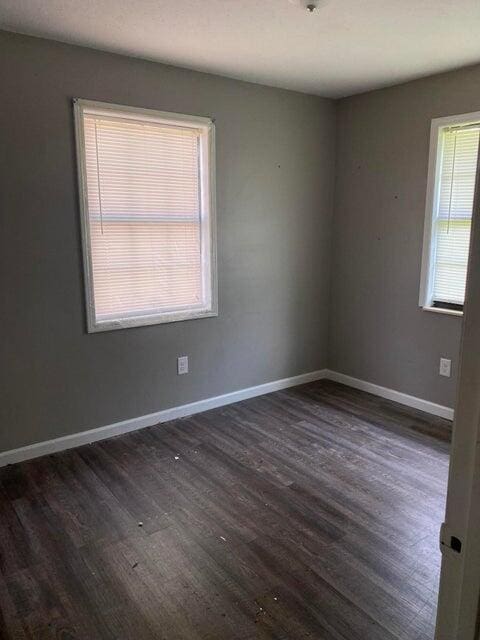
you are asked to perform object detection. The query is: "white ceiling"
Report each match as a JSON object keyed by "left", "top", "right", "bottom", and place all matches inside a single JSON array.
[{"left": 1, "top": 0, "right": 480, "bottom": 98}]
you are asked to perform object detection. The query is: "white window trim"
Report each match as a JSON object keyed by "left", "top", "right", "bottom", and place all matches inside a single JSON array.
[
  {"left": 419, "top": 110, "right": 480, "bottom": 318},
  {"left": 73, "top": 99, "right": 218, "bottom": 333}
]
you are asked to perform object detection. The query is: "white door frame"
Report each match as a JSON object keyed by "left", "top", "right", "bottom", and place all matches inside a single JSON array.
[{"left": 435, "top": 152, "right": 480, "bottom": 639}]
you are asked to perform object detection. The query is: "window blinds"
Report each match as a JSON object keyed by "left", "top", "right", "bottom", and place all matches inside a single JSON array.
[
  {"left": 433, "top": 126, "right": 479, "bottom": 305},
  {"left": 79, "top": 106, "right": 211, "bottom": 326}
]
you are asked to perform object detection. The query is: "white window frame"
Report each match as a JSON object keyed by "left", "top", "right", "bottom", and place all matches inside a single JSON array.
[
  {"left": 74, "top": 99, "right": 217, "bottom": 333},
  {"left": 419, "top": 110, "right": 480, "bottom": 318}
]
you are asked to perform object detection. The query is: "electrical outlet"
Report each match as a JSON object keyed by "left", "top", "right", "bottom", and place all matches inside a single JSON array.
[
  {"left": 439, "top": 358, "right": 451, "bottom": 378},
  {"left": 177, "top": 356, "right": 189, "bottom": 375}
]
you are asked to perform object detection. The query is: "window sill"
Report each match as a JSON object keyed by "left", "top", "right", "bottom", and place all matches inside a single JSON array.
[
  {"left": 421, "top": 305, "right": 463, "bottom": 317},
  {"left": 88, "top": 307, "right": 218, "bottom": 333}
]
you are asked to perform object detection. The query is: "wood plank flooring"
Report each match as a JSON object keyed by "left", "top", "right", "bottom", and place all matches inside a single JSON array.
[{"left": 0, "top": 380, "right": 451, "bottom": 639}]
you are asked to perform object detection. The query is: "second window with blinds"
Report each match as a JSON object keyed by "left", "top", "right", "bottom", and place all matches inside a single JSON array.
[
  {"left": 74, "top": 100, "right": 217, "bottom": 332},
  {"left": 420, "top": 112, "right": 480, "bottom": 315}
]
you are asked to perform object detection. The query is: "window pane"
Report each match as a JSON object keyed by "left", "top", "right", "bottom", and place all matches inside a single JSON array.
[
  {"left": 433, "top": 219, "right": 472, "bottom": 305},
  {"left": 437, "top": 129, "right": 479, "bottom": 221},
  {"left": 84, "top": 116, "right": 201, "bottom": 220},
  {"left": 90, "top": 220, "right": 202, "bottom": 319},
  {"left": 432, "top": 126, "right": 479, "bottom": 305}
]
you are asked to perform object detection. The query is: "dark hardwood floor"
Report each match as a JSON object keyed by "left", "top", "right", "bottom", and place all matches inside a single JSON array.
[{"left": 0, "top": 380, "right": 450, "bottom": 639}]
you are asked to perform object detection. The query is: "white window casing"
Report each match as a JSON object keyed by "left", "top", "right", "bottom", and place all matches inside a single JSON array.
[
  {"left": 74, "top": 100, "right": 217, "bottom": 332},
  {"left": 419, "top": 111, "right": 480, "bottom": 316}
]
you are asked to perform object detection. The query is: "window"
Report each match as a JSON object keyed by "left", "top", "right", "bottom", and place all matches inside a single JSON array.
[
  {"left": 420, "top": 112, "right": 480, "bottom": 315},
  {"left": 74, "top": 100, "right": 217, "bottom": 332}
]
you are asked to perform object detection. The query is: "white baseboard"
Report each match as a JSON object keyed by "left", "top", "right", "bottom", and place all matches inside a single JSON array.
[
  {"left": 0, "top": 367, "right": 454, "bottom": 468},
  {"left": 325, "top": 370, "right": 454, "bottom": 421},
  {"left": 0, "top": 369, "right": 328, "bottom": 467}
]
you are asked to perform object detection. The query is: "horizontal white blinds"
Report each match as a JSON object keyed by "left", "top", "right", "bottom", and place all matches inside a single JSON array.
[
  {"left": 82, "top": 111, "right": 205, "bottom": 321},
  {"left": 433, "top": 126, "right": 479, "bottom": 305}
]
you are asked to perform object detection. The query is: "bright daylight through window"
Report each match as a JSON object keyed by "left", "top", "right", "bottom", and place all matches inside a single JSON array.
[
  {"left": 420, "top": 114, "right": 479, "bottom": 313},
  {"left": 74, "top": 100, "right": 217, "bottom": 332}
]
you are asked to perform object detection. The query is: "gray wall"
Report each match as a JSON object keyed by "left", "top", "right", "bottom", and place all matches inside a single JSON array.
[
  {"left": 3, "top": 29, "right": 478, "bottom": 454},
  {"left": 0, "top": 31, "right": 335, "bottom": 452},
  {"left": 330, "top": 64, "right": 480, "bottom": 408}
]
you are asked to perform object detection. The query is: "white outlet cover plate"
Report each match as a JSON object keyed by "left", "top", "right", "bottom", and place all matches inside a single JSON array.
[
  {"left": 439, "top": 358, "right": 452, "bottom": 377},
  {"left": 177, "top": 356, "right": 189, "bottom": 375}
]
